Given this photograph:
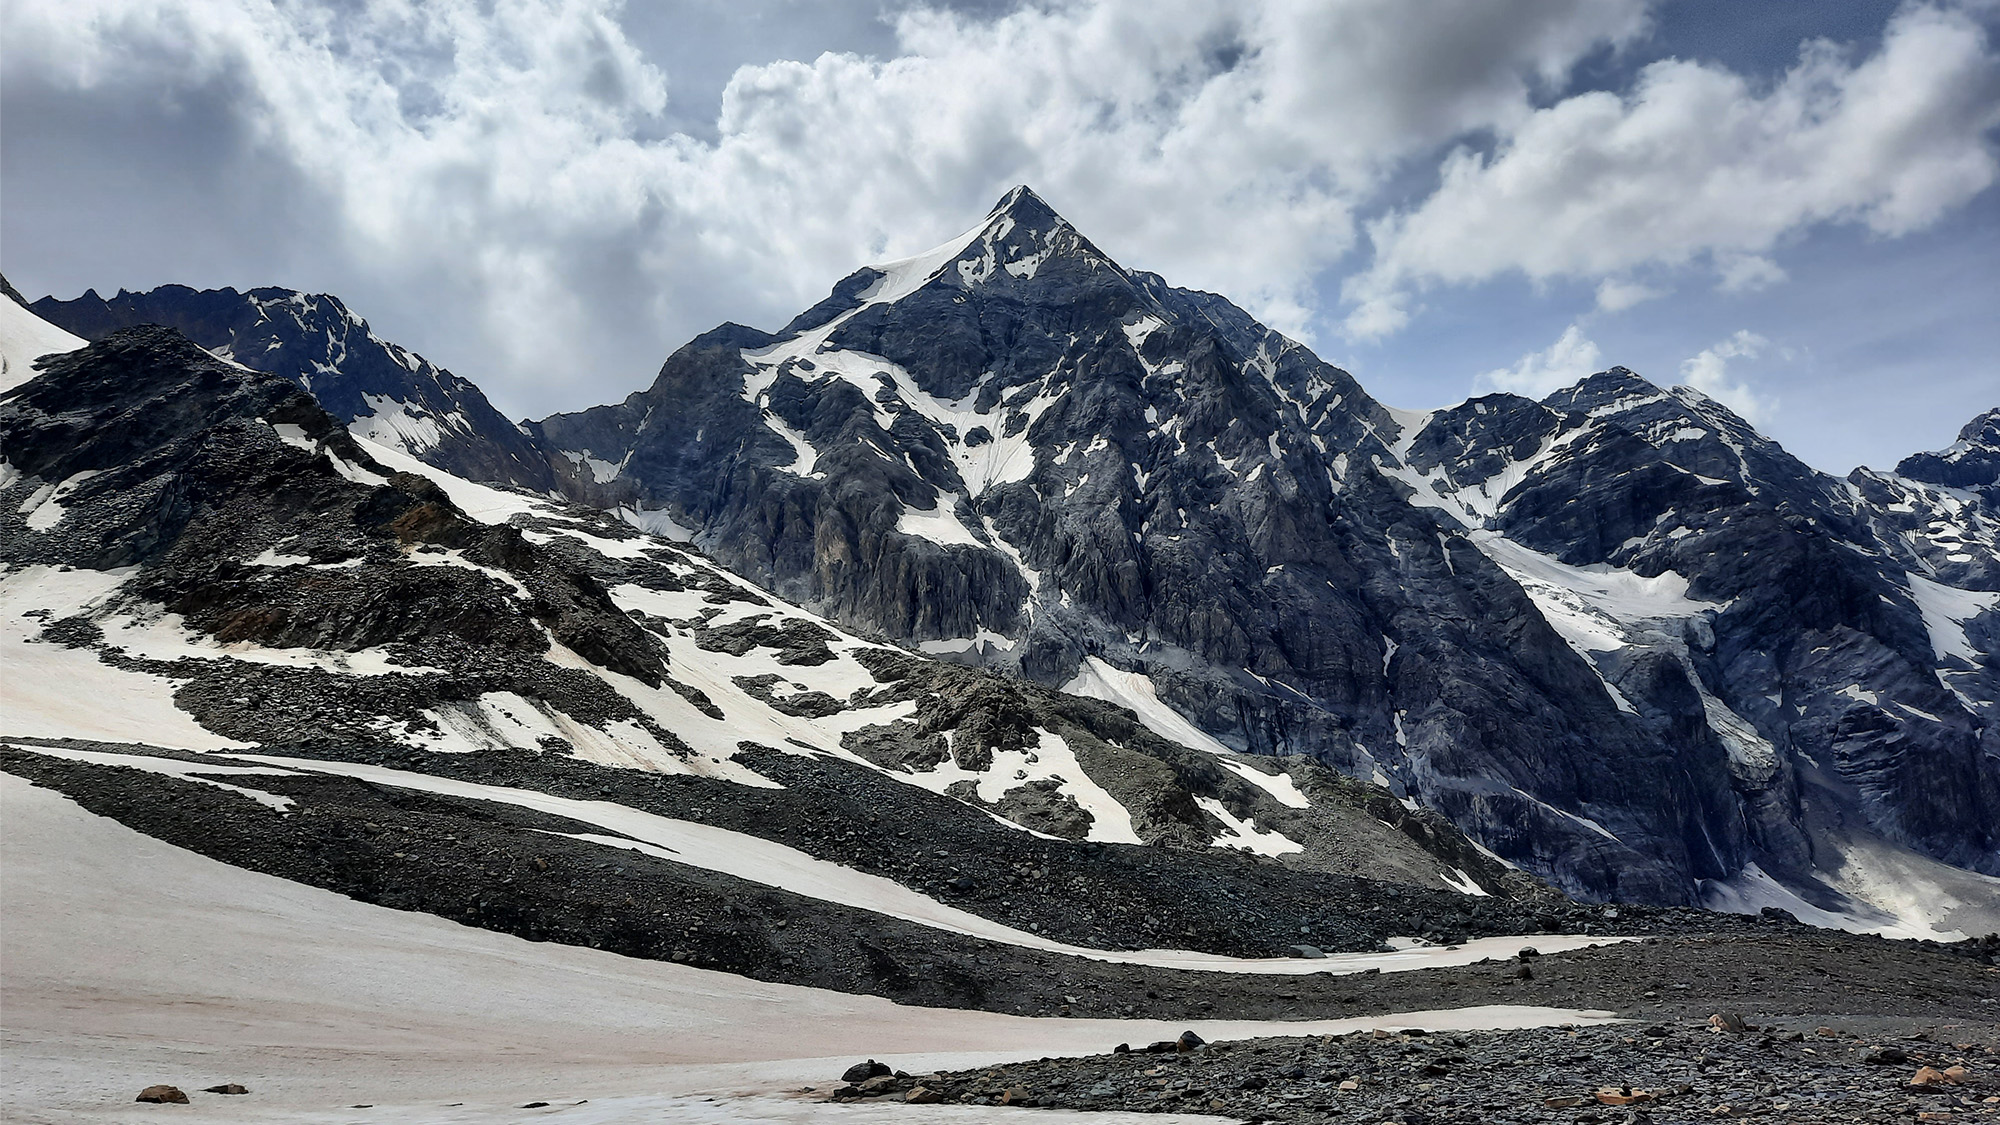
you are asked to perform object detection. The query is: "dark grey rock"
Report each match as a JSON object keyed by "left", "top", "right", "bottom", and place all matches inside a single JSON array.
[{"left": 30, "top": 285, "right": 559, "bottom": 491}]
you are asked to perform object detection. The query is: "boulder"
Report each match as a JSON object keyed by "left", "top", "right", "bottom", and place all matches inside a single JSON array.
[
  {"left": 841, "top": 1059, "right": 893, "bottom": 1083},
  {"left": 135, "top": 1086, "right": 188, "bottom": 1104}
]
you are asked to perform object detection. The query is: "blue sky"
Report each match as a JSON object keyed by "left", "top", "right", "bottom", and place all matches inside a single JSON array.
[{"left": 4, "top": 0, "right": 1995, "bottom": 473}]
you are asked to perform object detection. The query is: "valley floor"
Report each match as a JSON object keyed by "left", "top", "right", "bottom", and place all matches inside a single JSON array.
[
  {"left": 0, "top": 772, "right": 1617, "bottom": 1124},
  {"left": 5, "top": 765, "right": 1996, "bottom": 1123}
]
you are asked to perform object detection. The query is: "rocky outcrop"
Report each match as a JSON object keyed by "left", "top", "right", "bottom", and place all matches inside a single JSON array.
[
  {"left": 0, "top": 326, "right": 681, "bottom": 746},
  {"left": 29, "top": 285, "right": 557, "bottom": 491},
  {"left": 1394, "top": 375, "right": 2000, "bottom": 909},
  {"left": 1, "top": 313, "right": 1552, "bottom": 947}
]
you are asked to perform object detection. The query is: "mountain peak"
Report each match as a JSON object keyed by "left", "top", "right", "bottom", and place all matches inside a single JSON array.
[
  {"left": 985, "top": 184, "right": 1063, "bottom": 229},
  {"left": 1539, "top": 366, "right": 1661, "bottom": 416},
  {"left": 1897, "top": 404, "right": 2000, "bottom": 490}
]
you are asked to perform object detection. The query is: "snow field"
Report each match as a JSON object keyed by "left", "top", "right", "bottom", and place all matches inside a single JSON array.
[
  {"left": 1906, "top": 571, "right": 2000, "bottom": 665},
  {"left": 0, "top": 772, "right": 1625, "bottom": 1125},
  {"left": 0, "top": 565, "right": 247, "bottom": 750},
  {"left": 26, "top": 743, "right": 1629, "bottom": 977},
  {"left": 0, "top": 296, "right": 86, "bottom": 395}
]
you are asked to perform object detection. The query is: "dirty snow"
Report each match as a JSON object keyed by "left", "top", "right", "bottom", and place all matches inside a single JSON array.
[
  {"left": 0, "top": 565, "right": 248, "bottom": 750},
  {"left": 131, "top": 751, "right": 1626, "bottom": 977},
  {"left": 2, "top": 772, "right": 1620, "bottom": 1124}
]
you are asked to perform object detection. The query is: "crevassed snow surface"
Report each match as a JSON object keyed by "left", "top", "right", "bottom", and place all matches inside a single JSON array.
[
  {"left": 1698, "top": 832, "right": 2000, "bottom": 943},
  {"left": 1, "top": 772, "right": 1618, "bottom": 1124},
  {"left": 0, "top": 297, "right": 86, "bottom": 395},
  {"left": 1469, "top": 532, "right": 1718, "bottom": 648},
  {"left": 1464, "top": 531, "right": 1781, "bottom": 771}
]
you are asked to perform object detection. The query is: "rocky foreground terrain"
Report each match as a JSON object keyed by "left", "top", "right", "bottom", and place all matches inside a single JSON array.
[{"left": 836, "top": 1016, "right": 1998, "bottom": 1123}]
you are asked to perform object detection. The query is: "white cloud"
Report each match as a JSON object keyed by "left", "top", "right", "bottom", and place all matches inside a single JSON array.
[
  {"left": 1347, "top": 2, "right": 2000, "bottom": 339},
  {"left": 0, "top": 0, "right": 1648, "bottom": 408},
  {"left": 1714, "top": 254, "right": 1789, "bottom": 293},
  {"left": 1474, "top": 323, "right": 1605, "bottom": 398},
  {"left": 1595, "top": 277, "right": 1665, "bottom": 311},
  {"left": 1679, "top": 330, "right": 1777, "bottom": 423},
  {"left": 2, "top": 0, "right": 1994, "bottom": 417}
]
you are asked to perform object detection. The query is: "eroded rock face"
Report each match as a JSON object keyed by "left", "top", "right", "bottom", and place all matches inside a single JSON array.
[
  {"left": 525, "top": 189, "right": 1997, "bottom": 909},
  {"left": 506, "top": 193, "right": 1672, "bottom": 901},
  {"left": 30, "top": 285, "right": 558, "bottom": 491},
  {"left": 19, "top": 196, "right": 1992, "bottom": 918},
  {"left": 2, "top": 318, "right": 1556, "bottom": 960},
  {"left": 1393, "top": 375, "right": 2000, "bottom": 892},
  {"left": 0, "top": 326, "right": 683, "bottom": 756}
]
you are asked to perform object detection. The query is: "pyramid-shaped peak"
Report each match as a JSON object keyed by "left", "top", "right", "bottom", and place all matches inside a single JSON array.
[{"left": 985, "top": 185, "right": 1065, "bottom": 229}]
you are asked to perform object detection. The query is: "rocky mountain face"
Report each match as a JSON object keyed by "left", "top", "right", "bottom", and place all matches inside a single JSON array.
[
  {"left": 526, "top": 189, "right": 1704, "bottom": 904},
  {"left": 12, "top": 192, "right": 1995, "bottom": 935},
  {"left": 29, "top": 284, "right": 558, "bottom": 491},
  {"left": 523, "top": 188, "right": 1998, "bottom": 925},
  {"left": 1395, "top": 377, "right": 2000, "bottom": 924},
  {"left": 2, "top": 315, "right": 1579, "bottom": 998}
]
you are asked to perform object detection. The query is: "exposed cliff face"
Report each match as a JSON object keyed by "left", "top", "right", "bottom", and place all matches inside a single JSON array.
[
  {"left": 2, "top": 319, "right": 1552, "bottom": 951},
  {"left": 17, "top": 193, "right": 1993, "bottom": 928},
  {"left": 1393, "top": 374, "right": 2000, "bottom": 913},
  {"left": 29, "top": 284, "right": 558, "bottom": 491},
  {"left": 516, "top": 191, "right": 1700, "bottom": 903},
  {"left": 525, "top": 189, "right": 1998, "bottom": 917}
]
